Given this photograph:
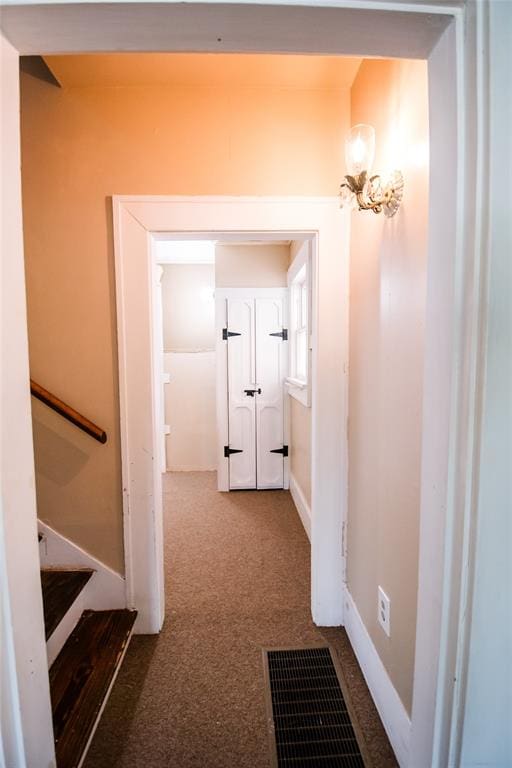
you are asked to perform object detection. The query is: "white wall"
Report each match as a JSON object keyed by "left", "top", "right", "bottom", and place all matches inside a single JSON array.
[
  {"left": 164, "top": 352, "right": 217, "bottom": 471},
  {"left": 459, "top": 3, "right": 512, "bottom": 765},
  {"left": 161, "top": 264, "right": 215, "bottom": 351},
  {"left": 161, "top": 263, "right": 216, "bottom": 471},
  {"left": 0, "top": 32, "right": 55, "bottom": 768}
]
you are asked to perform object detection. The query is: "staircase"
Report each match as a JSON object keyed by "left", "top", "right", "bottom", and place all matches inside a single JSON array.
[
  {"left": 40, "top": 565, "right": 137, "bottom": 768},
  {"left": 33, "top": 382, "right": 137, "bottom": 767}
]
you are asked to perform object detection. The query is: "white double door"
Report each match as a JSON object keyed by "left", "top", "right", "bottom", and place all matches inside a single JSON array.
[{"left": 225, "top": 292, "right": 287, "bottom": 490}]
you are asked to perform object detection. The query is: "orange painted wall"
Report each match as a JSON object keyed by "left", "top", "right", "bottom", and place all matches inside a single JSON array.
[
  {"left": 346, "top": 58, "right": 429, "bottom": 714},
  {"left": 20, "top": 61, "right": 350, "bottom": 571}
]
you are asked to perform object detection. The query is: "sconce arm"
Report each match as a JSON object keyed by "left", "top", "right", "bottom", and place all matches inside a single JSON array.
[{"left": 340, "top": 169, "right": 404, "bottom": 218}]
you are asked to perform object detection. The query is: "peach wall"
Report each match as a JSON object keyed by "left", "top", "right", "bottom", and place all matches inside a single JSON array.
[
  {"left": 215, "top": 243, "right": 289, "bottom": 288},
  {"left": 20, "top": 63, "right": 350, "bottom": 572},
  {"left": 164, "top": 352, "right": 217, "bottom": 472},
  {"left": 346, "top": 59, "right": 429, "bottom": 714}
]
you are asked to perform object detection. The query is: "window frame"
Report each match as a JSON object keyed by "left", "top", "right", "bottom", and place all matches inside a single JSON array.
[{"left": 287, "top": 241, "right": 311, "bottom": 407}]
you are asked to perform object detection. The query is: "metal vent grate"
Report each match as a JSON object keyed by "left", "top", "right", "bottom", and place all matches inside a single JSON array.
[{"left": 263, "top": 646, "right": 370, "bottom": 768}]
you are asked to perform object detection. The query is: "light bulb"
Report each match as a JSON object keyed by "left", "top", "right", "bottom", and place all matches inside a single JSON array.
[{"left": 345, "top": 124, "right": 375, "bottom": 177}]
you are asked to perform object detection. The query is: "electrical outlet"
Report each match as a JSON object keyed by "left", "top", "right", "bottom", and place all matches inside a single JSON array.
[{"left": 378, "top": 586, "right": 391, "bottom": 637}]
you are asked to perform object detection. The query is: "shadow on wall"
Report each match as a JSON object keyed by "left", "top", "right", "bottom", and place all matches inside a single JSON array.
[{"left": 32, "top": 418, "right": 89, "bottom": 485}]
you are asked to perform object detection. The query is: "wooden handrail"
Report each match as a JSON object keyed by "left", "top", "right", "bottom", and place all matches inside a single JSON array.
[{"left": 30, "top": 379, "right": 107, "bottom": 444}]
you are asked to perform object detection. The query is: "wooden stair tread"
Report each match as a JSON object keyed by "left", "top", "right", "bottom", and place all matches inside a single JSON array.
[
  {"left": 50, "top": 609, "right": 137, "bottom": 768},
  {"left": 41, "top": 570, "right": 94, "bottom": 640}
]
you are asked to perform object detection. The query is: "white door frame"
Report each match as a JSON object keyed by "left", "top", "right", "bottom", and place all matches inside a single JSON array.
[
  {"left": 1, "top": 2, "right": 495, "bottom": 766},
  {"left": 151, "top": 264, "right": 168, "bottom": 475},
  {"left": 215, "top": 286, "right": 291, "bottom": 492},
  {"left": 113, "top": 196, "right": 349, "bottom": 634}
]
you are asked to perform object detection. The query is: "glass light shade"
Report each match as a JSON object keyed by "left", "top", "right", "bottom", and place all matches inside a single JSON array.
[
  {"left": 339, "top": 183, "right": 357, "bottom": 211},
  {"left": 345, "top": 124, "right": 375, "bottom": 176}
]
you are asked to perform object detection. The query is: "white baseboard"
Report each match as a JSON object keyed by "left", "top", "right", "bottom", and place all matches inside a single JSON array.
[
  {"left": 289, "top": 473, "right": 311, "bottom": 541},
  {"left": 38, "top": 520, "right": 126, "bottom": 611},
  {"left": 343, "top": 587, "right": 411, "bottom": 768}
]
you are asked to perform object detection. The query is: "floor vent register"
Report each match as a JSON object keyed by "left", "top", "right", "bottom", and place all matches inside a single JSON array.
[{"left": 263, "top": 646, "right": 371, "bottom": 768}]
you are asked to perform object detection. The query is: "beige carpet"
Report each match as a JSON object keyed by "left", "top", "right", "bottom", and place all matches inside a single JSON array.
[{"left": 84, "top": 472, "right": 398, "bottom": 768}]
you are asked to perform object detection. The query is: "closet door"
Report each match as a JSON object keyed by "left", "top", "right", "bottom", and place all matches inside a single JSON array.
[
  {"left": 255, "top": 298, "right": 286, "bottom": 489},
  {"left": 226, "top": 298, "right": 257, "bottom": 489}
]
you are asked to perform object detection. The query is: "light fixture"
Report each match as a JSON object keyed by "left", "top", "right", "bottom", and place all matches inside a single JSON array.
[{"left": 339, "top": 124, "right": 404, "bottom": 218}]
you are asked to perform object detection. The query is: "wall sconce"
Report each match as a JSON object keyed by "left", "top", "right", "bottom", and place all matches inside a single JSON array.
[{"left": 339, "top": 124, "right": 404, "bottom": 218}]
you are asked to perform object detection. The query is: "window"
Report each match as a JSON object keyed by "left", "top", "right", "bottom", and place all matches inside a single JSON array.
[
  {"left": 292, "top": 266, "right": 308, "bottom": 381},
  {"left": 287, "top": 242, "right": 311, "bottom": 406}
]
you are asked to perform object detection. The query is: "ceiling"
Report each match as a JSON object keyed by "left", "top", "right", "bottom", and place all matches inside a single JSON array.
[{"left": 43, "top": 53, "right": 362, "bottom": 90}]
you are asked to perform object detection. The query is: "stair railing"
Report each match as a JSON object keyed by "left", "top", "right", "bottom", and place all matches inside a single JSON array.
[{"left": 30, "top": 379, "right": 107, "bottom": 444}]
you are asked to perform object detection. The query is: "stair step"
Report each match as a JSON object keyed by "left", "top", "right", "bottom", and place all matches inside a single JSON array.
[
  {"left": 41, "top": 570, "right": 94, "bottom": 640},
  {"left": 50, "top": 609, "right": 137, "bottom": 768}
]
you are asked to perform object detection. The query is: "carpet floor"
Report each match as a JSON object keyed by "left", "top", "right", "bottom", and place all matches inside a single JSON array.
[{"left": 84, "top": 472, "right": 398, "bottom": 768}]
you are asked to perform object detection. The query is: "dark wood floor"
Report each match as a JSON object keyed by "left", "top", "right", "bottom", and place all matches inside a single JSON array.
[
  {"left": 50, "top": 609, "right": 137, "bottom": 768},
  {"left": 40, "top": 569, "right": 94, "bottom": 639}
]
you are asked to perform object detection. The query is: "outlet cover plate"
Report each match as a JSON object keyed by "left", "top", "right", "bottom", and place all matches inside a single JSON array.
[{"left": 378, "top": 586, "right": 391, "bottom": 637}]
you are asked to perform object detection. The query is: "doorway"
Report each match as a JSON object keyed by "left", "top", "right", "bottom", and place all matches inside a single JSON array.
[
  {"left": 154, "top": 237, "right": 295, "bottom": 493},
  {"left": 113, "top": 197, "right": 347, "bottom": 636},
  {"left": 2, "top": 4, "right": 489, "bottom": 766}
]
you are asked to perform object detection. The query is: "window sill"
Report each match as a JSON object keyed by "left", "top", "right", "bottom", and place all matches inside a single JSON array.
[{"left": 286, "top": 378, "right": 310, "bottom": 407}]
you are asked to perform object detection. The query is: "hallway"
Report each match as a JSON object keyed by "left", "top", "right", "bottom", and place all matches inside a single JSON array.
[{"left": 84, "top": 473, "right": 397, "bottom": 767}]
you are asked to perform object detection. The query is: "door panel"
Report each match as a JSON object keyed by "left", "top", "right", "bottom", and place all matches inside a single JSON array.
[
  {"left": 227, "top": 299, "right": 256, "bottom": 489},
  {"left": 255, "top": 298, "right": 286, "bottom": 489}
]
